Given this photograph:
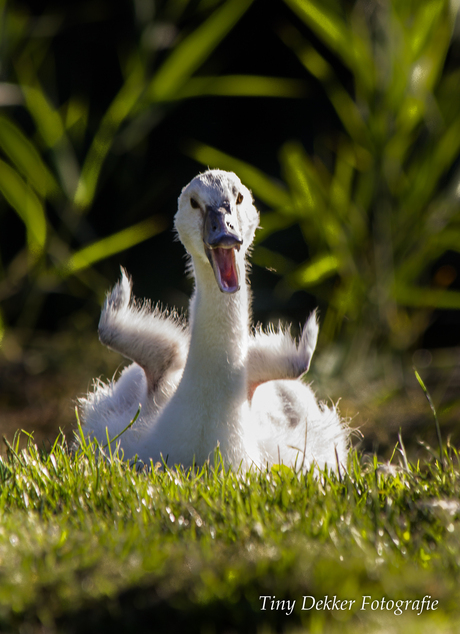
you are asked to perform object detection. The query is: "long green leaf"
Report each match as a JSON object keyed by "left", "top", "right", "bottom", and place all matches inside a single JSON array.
[
  {"left": 0, "top": 159, "right": 46, "bottom": 257},
  {"left": 407, "top": 0, "right": 447, "bottom": 60},
  {"left": 0, "top": 114, "right": 58, "bottom": 198},
  {"left": 16, "top": 72, "right": 79, "bottom": 197},
  {"left": 287, "top": 253, "right": 340, "bottom": 287},
  {"left": 283, "top": 0, "right": 349, "bottom": 58},
  {"left": 173, "top": 75, "right": 307, "bottom": 99},
  {"left": 283, "top": 0, "right": 374, "bottom": 92},
  {"left": 61, "top": 217, "right": 167, "bottom": 276},
  {"left": 404, "top": 114, "right": 460, "bottom": 218},
  {"left": 280, "top": 141, "right": 321, "bottom": 213},
  {"left": 393, "top": 285, "right": 460, "bottom": 309},
  {"left": 327, "top": 83, "right": 370, "bottom": 147},
  {"left": 75, "top": 1, "right": 254, "bottom": 211},
  {"left": 280, "top": 29, "right": 370, "bottom": 147},
  {"left": 147, "top": 0, "right": 254, "bottom": 102},
  {"left": 414, "top": 368, "right": 444, "bottom": 466},
  {"left": 20, "top": 85, "right": 65, "bottom": 149},
  {"left": 74, "top": 60, "right": 145, "bottom": 211},
  {"left": 280, "top": 141, "right": 348, "bottom": 251}
]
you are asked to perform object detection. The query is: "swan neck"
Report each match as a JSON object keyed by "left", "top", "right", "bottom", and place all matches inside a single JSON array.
[{"left": 187, "top": 259, "right": 249, "bottom": 367}]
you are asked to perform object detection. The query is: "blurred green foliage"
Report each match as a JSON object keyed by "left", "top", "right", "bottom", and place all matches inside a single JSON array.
[
  {"left": 191, "top": 0, "right": 460, "bottom": 362},
  {"left": 0, "top": 0, "right": 459, "bottom": 368},
  {"left": 0, "top": 0, "right": 305, "bottom": 343}
]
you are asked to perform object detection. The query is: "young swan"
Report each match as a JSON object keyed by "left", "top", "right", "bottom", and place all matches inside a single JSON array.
[{"left": 79, "top": 170, "right": 348, "bottom": 471}]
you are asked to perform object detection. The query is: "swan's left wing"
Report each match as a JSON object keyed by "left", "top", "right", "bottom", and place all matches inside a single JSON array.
[{"left": 247, "top": 311, "right": 318, "bottom": 399}]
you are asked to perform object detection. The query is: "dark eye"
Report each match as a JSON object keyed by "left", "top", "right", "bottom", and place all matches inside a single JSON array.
[
  {"left": 190, "top": 197, "right": 199, "bottom": 209},
  {"left": 236, "top": 192, "right": 243, "bottom": 204}
]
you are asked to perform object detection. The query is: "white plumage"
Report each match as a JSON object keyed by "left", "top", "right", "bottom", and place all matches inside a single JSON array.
[{"left": 78, "top": 169, "right": 348, "bottom": 471}]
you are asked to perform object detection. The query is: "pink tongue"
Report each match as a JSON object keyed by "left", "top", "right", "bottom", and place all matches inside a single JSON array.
[{"left": 214, "top": 248, "right": 238, "bottom": 291}]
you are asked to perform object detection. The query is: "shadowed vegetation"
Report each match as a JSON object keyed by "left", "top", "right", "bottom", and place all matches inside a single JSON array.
[
  {"left": 191, "top": 0, "right": 460, "bottom": 358},
  {"left": 0, "top": 0, "right": 305, "bottom": 338}
]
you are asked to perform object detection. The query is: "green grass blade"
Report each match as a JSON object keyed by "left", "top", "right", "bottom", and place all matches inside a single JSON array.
[
  {"left": 286, "top": 253, "right": 340, "bottom": 287},
  {"left": 279, "top": 28, "right": 370, "bottom": 147},
  {"left": 414, "top": 369, "right": 444, "bottom": 467},
  {"left": 279, "top": 141, "right": 351, "bottom": 251},
  {"left": 0, "top": 114, "right": 58, "bottom": 198},
  {"left": 280, "top": 141, "right": 320, "bottom": 213},
  {"left": 404, "top": 114, "right": 460, "bottom": 217},
  {"left": 60, "top": 217, "right": 167, "bottom": 276},
  {"left": 407, "top": 0, "right": 446, "bottom": 59},
  {"left": 20, "top": 85, "right": 66, "bottom": 149},
  {"left": 102, "top": 405, "right": 141, "bottom": 450},
  {"left": 393, "top": 285, "right": 460, "bottom": 310},
  {"left": 73, "top": 59, "right": 145, "bottom": 211},
  {"left": 15, "top": 61, "right": 80, "bottom": 197},
  {"left": 147, "top": 0, "right": 254, "bottom": 102},
  {"left": 283, "top": 0, "right": 374, "bottom": 93},
  {"left": 64, "top": 95, "right": 89, "bottom": 142},
  {"left": 0, "top": 158, "right": 47, "bottom": 257},
  {"left": 283, "top": 0, "right": 349, "bottom": 60},
  {"left": 173, "top": 75, "right": 307, "bottom": 99},
  {"left": 75, "top": 0, "right": 255, "bottom": 211}
]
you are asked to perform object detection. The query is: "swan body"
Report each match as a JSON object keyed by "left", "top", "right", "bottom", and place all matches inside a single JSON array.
[{"left": 79, "top": 170, "right": 348, "bottom": 471}]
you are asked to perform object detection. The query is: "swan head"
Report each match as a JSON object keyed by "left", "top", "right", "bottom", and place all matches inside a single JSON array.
[{"left": 176, "top": 170, "right": 259, "bottom": 293}]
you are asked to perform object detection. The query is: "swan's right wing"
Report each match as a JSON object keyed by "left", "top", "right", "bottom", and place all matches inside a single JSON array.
[
  {"left": 247, "top": 311, "right": 318, "bottom": 399},
  {"left": 98, "top": 269, "right": 190, "bottom": 392}
]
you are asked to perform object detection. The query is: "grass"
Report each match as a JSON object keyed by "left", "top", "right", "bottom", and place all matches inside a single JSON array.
[{"left": 0, "top": 411, "right": 459, "bottom": 633}]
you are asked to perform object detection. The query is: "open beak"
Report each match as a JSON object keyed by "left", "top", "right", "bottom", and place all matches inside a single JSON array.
[{"left": 203, "top": 206, "right": 243, "bottom": 293}]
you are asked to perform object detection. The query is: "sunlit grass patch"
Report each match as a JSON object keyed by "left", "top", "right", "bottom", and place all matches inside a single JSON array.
[{"left": 0, "top": 427, "right": 458, "bottom": 633}]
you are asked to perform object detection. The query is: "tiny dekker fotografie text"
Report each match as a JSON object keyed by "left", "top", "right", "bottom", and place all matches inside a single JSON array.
[{"left": 259, "top": 594, "right": 438, "bottom": 617}]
